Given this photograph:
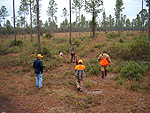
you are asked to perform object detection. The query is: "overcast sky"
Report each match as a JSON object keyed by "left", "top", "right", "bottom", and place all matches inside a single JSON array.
[{"left": 0, "top": 0, "right": 148, "bottom": 27}]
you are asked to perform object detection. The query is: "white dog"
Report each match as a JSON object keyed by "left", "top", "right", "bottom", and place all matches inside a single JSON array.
[{"left": 60, "top": 52, "right": 63, "bottom": 56}]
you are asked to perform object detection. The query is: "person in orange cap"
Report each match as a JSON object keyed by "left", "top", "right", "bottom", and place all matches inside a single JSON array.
[
  {"left": 75, "top": 60, "right": 85, "bottom": 92},
  {"left": 33, "top": 54, "right": 43, "bottom": 88}
]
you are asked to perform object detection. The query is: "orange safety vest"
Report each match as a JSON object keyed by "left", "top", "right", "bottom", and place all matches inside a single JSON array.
[
  {"left": 75, "top": 65, "right": 85, "bottom": 70},
  {"left": 99, "top": 55, "right": 109, "bottom": 66}
]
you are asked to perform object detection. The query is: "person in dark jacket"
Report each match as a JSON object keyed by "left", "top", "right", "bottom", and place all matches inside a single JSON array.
[{"left": 33, "top": 54, "right": 43, "bottom": 88}]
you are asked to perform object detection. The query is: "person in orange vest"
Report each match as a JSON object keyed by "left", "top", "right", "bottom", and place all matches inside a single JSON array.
[
  {"left": 75, "top": 60, "right": 85, "bottom": 92},
  {"left": 98, "top": 50, "right": 111, "bottom": 78}
]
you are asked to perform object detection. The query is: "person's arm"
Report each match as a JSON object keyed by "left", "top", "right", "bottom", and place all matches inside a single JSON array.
[
  {"left": 98, "top": 54, "right": 102, "bottom": 60},
  {"left": 40, "top": 61, "right": 43, "bottom": 73},
  {"left": 70, "top": 46, "right": 73, "bottom": 53},
  {"left": 107, "top": 55, "right": 111, "bottom": 66}
]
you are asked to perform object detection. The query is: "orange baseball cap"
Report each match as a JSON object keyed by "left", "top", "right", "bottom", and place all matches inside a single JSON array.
[{"left": 37, "top": 54, "right": 43, "bottom": 58}]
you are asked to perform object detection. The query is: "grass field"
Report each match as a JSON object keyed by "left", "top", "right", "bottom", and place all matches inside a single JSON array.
[{"left": 0, "top": 31, "right": 150, "bottom": 113}]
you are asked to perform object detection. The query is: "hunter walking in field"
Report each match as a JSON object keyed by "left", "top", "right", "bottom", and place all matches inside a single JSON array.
[
  {"left": 70, "top": 43, "right": 75, "bottom": 63},
  {"left": 75, "top": 60, "right": 85, "bottom": 92},
  {"left": 33, "top": 54, "right": 43, "bottom": 88},
  {"left": 98, "top": 50, "right": 111, "bottom": 79}
]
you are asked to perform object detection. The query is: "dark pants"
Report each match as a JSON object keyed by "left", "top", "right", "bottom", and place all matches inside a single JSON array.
[{"left": 71, "top": 53, "right": 75, "bottom": 63}]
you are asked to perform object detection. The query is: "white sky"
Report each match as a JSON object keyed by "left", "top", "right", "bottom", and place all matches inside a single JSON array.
[{"left": 0, "top": 0, "right": 148, "bottom": 27}]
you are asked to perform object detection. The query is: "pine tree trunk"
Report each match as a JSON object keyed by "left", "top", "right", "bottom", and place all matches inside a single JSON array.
[
  {"left": 69, "top": 0, "right": 72, "bottom": 44},
  {"left": 141, "top": 0, "right": 143, "bottom": 35},
  {"left": 30, "top": 0, "right": 32, "bottom": 41},
  {"left": 76, "top": 8, "right": 77, "bottom": 37},
  {"left": 4, "top": 18, "right": 5, "bottom": 38},
  {"left": 149, "top": 1, "right": 150, "bottom": 39},
  {"left": 13, "top": 0, "right": 16, "bottom": 43},
  {"left": 79, "top": 5, "right": 81, "bottom": 36},
  {"left": 92, "top": 2, "right": 95, "bottom": 37},
  {"left": 37, "top": 0, "right": 41, "bottom": 53},
  {"left": 24, "top": 12, "right": 26, "bottom": 39}
]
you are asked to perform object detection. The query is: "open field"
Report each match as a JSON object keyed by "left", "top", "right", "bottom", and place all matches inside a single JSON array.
[{"left": 0, "top": 31, "right": 150, "bottom": 113}]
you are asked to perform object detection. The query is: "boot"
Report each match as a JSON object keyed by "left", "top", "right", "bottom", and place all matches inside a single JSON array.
[
  {"left": 105, "top": 70, "right": 107, "bottom": 76},
  {"left": 102, "top": 71, "right": 104, "bottom": 78}
]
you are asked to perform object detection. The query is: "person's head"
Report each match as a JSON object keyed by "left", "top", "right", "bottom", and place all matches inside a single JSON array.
[
  {"left": 78, "top": 60, "right": 83, "bottom": 64},
  {"left": 37, "top": 54, "right": 43, "bottom": 60},
  {"left": 72, "top": 43, "right": 74, "bottom": 46},
  {"left": 103, "top": 50, "right": 107, "bottom": 53}
]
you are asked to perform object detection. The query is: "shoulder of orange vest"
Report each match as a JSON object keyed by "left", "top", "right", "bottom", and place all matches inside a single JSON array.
[{"left": 75, "top": 65, "right": 85, "bottom": 70}]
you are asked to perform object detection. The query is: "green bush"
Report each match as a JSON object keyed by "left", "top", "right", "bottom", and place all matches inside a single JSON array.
[
  {"left": 56, "top": 43, "right": 70, "bottom": 54},
  {"left": 40, "top": 32, "right": 43, "bottom": 36},
  {"left": 9, "top": 40, "right": 24, "bottom": 47},
  {"left": 89, "top": 58, "right": 98, "bottom": 64},
  {"left": 42, "top": 47, "right": 53, "bottom": 58},
  {"left": 0, "top": 44, "right": 9, "bottom": 55},
  {"left": 93, "top": 43, "right": 104, "bottom": 48},
  {"left": 118, "top": 38, "right": 124, "bottom": 43},
  {"left": 130, "top": 82, "right": 141, "bottom": 91},
  {"left": 85, "top": 65, "right": 101, "bottom": 75},
  {"left": 120, "top": 61, "right": 148, "bottom": 81},
  {"left": 107, "top": 35, "right": 150, "bottom": 60},
  {"left": 45, "top": 33, "right": 52, "bottom": 39},
  {"left": 73, "top": 39, "right": 82, "bottom": 47},
  {"left": 129, "top": 36, "right": 150, "bottom": 60},
  {"left": 107, "top": 32, "right": 120, "bottom": 39}
]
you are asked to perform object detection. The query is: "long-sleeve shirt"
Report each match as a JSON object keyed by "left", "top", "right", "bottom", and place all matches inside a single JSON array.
[
  {"left": 33, "top": 59, "right": 43, "bottom": 74},
  {"left": 70, "top": 45, "right": 75, "bottom": 53}
]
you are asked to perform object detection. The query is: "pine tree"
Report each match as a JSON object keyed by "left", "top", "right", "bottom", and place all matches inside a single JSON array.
[
  {"left": 0, "top": 6, "right": 9, "bottom": 37},
  {"left": 46, "top": 0, "right": 58, "bottom": 37},
  {"left": 85, "top": 0, "right": 103, "bottom": 37},
  {"left": 18, "top": 0, "right": 29, "bottom": 39},
  {"left": 61, "top": 7, "right": 69, "bottom": 34},
  {"left": 114, "top": 0, "right": 124, "bottom": 35}
]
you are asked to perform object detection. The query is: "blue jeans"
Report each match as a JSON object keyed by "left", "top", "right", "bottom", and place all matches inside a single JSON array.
[{"left": 36, "top": 72, "right": 42, "bottom": 87}]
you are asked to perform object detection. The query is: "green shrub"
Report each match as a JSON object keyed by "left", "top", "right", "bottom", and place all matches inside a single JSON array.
[
  {"left": 116, "top": 76, "right": 125, "bottom": 85},
  {"left": 42, "top": 47, "right": 53, "bottom": 58},
  {"left": 93, "top": 43, "right": 103, "bottom": 48},
  {"left": 56, "top": 43, "right": 70, "bottom": 54},
  {"left": 85, "top": 65, "right": 101, "bottom": 75},
  {"left": 120, "top": 61, "right": 148, "bottom": 81},
  {"left": 9, "top": 40, "right": 24, "bottom": 47},
  {"left": 130, "top": 82, "right": 141, "bottom": 91},
  {"left": 107, "top": 35, "right": 150, "bottom": 60},
  {"left": 73, "top": 39, "right": 82, "bottom": 47},
  {"left": 89, "top": 58, "right": 98, "bottom": 64},
  {"left": 79, "top": 50, "right": 88, "bottom": 57},
  {"left": 130, "top": 36, "right": 150, "bottom": 60},
  {"left": 112, "top": 65, "right": 121, "bottom": 73},
  {"left": 40, "top": 32, "right": 43, "bottom": 36},
  {"left": 45, "top": 33, "right": 52, "bottom": 39},
  {"left": 0, "top": 47, "right": 8, "bottom": 55},
  {"left": 118, "top": 38, "right": 124, "bottom": 43},
  {"left": 84, "top": 79, "right": 93, "bottom": 88},
  {"left": 107, "top": 32, "right": 120, "bottom": 39}
]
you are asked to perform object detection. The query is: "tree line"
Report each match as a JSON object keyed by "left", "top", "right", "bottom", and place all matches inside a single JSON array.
[{"left": 0, "top": 0, "right": 149, "bottom": 38}]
